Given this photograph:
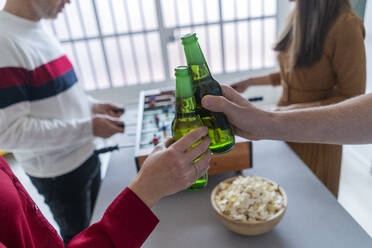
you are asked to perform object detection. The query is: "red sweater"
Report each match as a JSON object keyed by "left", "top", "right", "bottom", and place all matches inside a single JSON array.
[{"left": 0, "top": 156, "right": 159, "bottom": 247}]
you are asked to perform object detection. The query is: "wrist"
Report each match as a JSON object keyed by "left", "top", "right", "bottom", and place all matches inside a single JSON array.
[
  {"left": 255, "top": 109, "right": 278, "bottom": 140},
  {"left": 246, "top": 78, "right": 254, "bottom": 86},
  {"left": 260, "top": 110, "right": 286, "bottom": 141},
  {"left": 129, "top": 178, "right": 160, "bottom": 208}
]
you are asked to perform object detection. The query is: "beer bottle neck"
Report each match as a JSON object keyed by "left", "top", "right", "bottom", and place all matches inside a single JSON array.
[
  {"left": 175, "top": 75, "right": 193, "bottom": 99},
  {"left": 183, "top": 42, "right": 211, "bottom": 81},
  {"left": 183, "top": 41, "right": 207, "bottom": 66},
  {"left": 175, "top": 76, "right": 197, "bottom": 115}
]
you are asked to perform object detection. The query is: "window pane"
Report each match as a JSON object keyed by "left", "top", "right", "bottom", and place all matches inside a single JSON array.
[
  {"left": 176, "top": 0, "right": 191, "bottom": 26},
  {"left": 96, "top": 0, "right": 115, "bottom": 35},
  {"left": 111, "top": 0, "right": 129, "bottom": 34},
  {"left": 119, "top": 36, "right": 139, "bottom": 85},
  {"left": 105, "top": 38, "right": 125, "bottom": 87},
  {"left": 142, "top": 0, "right": 158, "bottom": 29},
  {"left": 88, "top": 40, "right": 109, "bottom": 89},
  {"left": 222, "top": 0, "right": 235, "bottom": 21},
  {"left": 237, "top": 0, "right": 249, "bottom": 19},
  {"left": 133, "top": 34, "right": 151, "bottom": 83},
  {"left": 161, "top": 0, "right": 177, "bottom": 28},
  {"left": 127, "top": 0, "right": 144, "bottom": 32},
  {"left": 207, "top": 25, "right": 223, "bottom": 74},
  {"left": 205, "top": 0, "right": 219, "bottom": 23},
  {"left": 224, "top": 23, "right": 237, "bottom": 72},
  {"left": 250, "top": 0, "right": 263, "bottom": 17},
  {"left": 147, "top": 32, "right": 165, "bottom": 82},
  {"left": 79, "top": 0, "right": 98, "bottom": 37},
  {"left": 251, "top": 20, "right": 263, "bottom": 68},
  {"left": 237, "top": 22, "right": 249, "bottom": 71},
  {"left": 264, "top": 0, "right": 277, "bottom": 16},
  {"left": 264, "top": 18, "right": 277, "bottom": 67},
  {"left": 191, "top": 0, "right": 206, "bottom": 24},
  {"left": 64, "top": 1, "right": 83, "bottom": 39}
]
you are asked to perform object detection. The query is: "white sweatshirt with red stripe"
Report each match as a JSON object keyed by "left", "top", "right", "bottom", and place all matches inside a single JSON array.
[{"left": 0, "top": 11, "right": 95, "bottom": 178}]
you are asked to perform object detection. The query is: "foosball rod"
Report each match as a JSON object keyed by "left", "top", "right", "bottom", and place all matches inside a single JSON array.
[{"left": 94, "top": 144, "right": 135, "bottom": 155}]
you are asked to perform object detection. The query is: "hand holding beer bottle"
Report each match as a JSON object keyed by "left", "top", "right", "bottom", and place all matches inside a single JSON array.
[
  {"left": 171, "top": 66, "right": 208, "bottom": 191},
  {"left": 181, "top": 33, "right": 235, "bottom": 154}
]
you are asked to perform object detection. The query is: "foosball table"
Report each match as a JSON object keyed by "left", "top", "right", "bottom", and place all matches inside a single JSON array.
[{"left": 135, "top": 88, "right": 252, "bottom": 174}]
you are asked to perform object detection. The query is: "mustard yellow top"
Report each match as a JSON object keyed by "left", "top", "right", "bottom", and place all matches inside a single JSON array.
[{"left": 270, "top": 11, "right": 366, "bottom": 107}]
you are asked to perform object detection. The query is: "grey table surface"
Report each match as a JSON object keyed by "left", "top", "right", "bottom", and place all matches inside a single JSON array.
[{"left": 92, "top": 140, "right": 372, "bottom": 248}]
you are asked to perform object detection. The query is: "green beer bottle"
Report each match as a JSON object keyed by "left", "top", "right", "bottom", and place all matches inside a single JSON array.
[
  {"left": 181, "top": 33, "right": 235, "bottom": 154},
  {"left": 171, "top": 66, "right": 208, "bottom": 191}
]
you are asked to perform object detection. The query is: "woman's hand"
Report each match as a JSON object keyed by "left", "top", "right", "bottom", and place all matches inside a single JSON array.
[
  {"left": 129, "top": 127, "right": 211, "bottom": 208},
  {"left": 231, "top": 75, "right": 273, "bottom": 93},
  {"left": 231, "top": 79, "right": 253, "bottom": 93}
]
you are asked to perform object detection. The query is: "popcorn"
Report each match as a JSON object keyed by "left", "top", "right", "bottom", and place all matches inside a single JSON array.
[{"left": 215, "top": 176, "right": 284, "bottom": 221}]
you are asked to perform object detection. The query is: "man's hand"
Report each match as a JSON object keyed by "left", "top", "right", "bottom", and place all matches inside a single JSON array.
[
  {"left": 92, "top": 115, "right": 125, "bottom": 138},
  {"left": 202, "top": 85, "right": 271, "bottom": 141},
  {"left": 93, "top": 102, "right": 125, "bottom": 118},
  {"left": 129, "top": 127, "right": 211, "bottom": 208}
]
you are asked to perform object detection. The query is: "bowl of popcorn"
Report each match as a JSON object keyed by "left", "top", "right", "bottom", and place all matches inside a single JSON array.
[{"left": 211, "top": 175, "right": 287, "bottom": 236}]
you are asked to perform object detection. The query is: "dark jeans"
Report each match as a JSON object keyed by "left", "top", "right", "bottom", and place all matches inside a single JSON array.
[{"left": 29, "top": 154, "right": 101, "bottom": 245}]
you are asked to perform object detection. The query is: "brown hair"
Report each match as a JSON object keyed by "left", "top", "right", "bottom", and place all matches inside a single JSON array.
[{"left": 274, "top": 0, "right": 351, "bottom": 69}]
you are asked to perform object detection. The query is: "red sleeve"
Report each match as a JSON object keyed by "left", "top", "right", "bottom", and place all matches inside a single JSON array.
[{"left": 67, "top": 188, "right": 159, "bottom": 248}]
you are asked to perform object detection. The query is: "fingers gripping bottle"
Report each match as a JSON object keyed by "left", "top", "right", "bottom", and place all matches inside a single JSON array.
[
  {"left": 181, "top": 33, "right": 235, "bottom": 154},
  {"left": 171, "top": 66, "right": 208, "bottom": 191}
]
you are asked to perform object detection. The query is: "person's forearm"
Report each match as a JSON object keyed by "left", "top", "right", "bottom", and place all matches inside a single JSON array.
[
  {"left": 0, "top": 116, "right": 93, "bottom": 152},
  {"left": 278, "top": 96, "right": 347, "bottom": 110},
  {"left": 262, "top": 94, "right": 372, "bottom": 144},
  {"left": 249, "top": 75, "right": 273, "bottom": 86}
]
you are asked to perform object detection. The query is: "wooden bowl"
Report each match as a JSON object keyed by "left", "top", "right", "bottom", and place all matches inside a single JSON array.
[{"left": 211, "top": 176, "right": 288, "bottom": 236}]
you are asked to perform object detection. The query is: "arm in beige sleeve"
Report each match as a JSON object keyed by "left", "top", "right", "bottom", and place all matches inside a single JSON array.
[
  {"left": 250, "top": 72, "right": 281, "bottom": 86},
  {"left": 236, "top": 73, "right": 280, "bottom": 87},
  {"left": 268, "top": 72, "right": 281, "bottom": 86}
]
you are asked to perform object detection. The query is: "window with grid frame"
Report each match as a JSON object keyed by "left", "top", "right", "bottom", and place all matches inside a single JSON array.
[{"left": 1, "top": 0, "right": 278, "bottom": 91}]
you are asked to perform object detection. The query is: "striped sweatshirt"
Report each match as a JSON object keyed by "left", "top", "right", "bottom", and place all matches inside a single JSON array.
[{"left": 0, "top": 11, "right": 95, "bottom": 178}]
